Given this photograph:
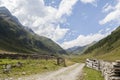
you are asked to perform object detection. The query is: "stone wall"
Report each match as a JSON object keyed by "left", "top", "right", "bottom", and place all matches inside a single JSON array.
[{"left": 86, "top": 59, "right": 120, "bottom": 80}]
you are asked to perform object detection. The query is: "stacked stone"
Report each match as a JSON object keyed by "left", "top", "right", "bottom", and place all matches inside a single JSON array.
[
  {"left": 110, "top": 60, "right": 120, "bottom": 80},
  {"left": 86, "top": 59, "right": 100, "bottom": 70}
]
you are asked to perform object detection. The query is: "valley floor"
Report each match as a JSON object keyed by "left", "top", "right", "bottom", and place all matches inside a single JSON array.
[{"left": 16, "top": 63, "right": 85, "bottom": 80}]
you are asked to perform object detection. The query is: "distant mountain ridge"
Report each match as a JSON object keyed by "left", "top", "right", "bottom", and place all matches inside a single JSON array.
[
  {"left": 66, "top": 41, "right": 96, "bottom": 54},
  {"left": 66, "top": 46, "right": 86, "bottom": 54},
  {"left": 84, "top": 26, "right": 120, "bottom": 54},
  {"left": 0, "top": 7, "right": 66, "bottom": 55},
  {"left": 83, "top": 26, "right": 120, "bottom": 60}
]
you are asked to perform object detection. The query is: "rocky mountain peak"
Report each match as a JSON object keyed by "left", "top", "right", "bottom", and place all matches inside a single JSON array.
[{"left": 0, "top": 7, "right": 11, "bottom": 16}]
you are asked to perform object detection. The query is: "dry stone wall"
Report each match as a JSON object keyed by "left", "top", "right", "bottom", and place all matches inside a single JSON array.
[{"left": 86, "top": 59, "right": 120, "bottom": 80}]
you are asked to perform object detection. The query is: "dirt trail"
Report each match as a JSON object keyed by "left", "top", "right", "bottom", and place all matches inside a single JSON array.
[{"left": 18, "top": 63, "right": 85, "bottom": 80}]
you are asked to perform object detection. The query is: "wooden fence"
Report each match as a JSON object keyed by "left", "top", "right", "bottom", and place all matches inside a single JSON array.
[{"left": 86, "top": 59, "right": 120, "bottom": 80}]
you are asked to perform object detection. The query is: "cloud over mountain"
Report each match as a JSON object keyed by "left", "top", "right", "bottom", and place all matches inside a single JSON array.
[{"left": 0, "top": 0, "right": 78, "bottom": 41}]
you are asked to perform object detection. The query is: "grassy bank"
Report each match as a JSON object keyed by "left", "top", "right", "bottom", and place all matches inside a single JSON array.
[
  {"left": 68, "top": 48, "right": 120, "bottom": 63},
  {"left": 0, "top": 59, "right": 62, "bottom": 78},
  {"left": 81, "top": 67, "right": 104, "bottom": 80},
  {"left": 0, "top": 58, "right": 75, "bottom": 79}
]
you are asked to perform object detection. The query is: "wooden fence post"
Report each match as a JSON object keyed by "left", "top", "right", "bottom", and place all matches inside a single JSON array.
[
  {"left": 57, "top": 57, "right": 66, "bottom": 67},
  {"left": 57, "top": 58, "right": 60, "bottom": 65}
]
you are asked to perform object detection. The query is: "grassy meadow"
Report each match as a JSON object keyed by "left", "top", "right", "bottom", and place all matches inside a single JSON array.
[
  {"left": 81, "top": 67, "right": 104, "bottom": 80},
  {"left": 0, "top": 58, "right": 75, "bottom": 79},
  {"left": 0, "top": 59, "right": 59, "bottom": 78},
  {"left": 69, "top": 46, "right": 120, "bottom": 63}
]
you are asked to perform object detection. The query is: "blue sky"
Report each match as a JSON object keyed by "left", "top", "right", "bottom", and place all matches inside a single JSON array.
[
  {"left": 58, "top": 0, "right": 119, "bottom": 42},
  {"left": 0, "top": 0, "right": 120, "bottom": 49}
]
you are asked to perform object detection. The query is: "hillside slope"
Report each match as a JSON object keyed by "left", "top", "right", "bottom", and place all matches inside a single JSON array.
[
  {"left": 66, "top": 41, "right": 96, "bottom": 55},
  {"left": 0, "top": 7, "right": 66, "bottom": 55},
  {"left": 83, "top": 26, "right": 120, "bottom": 61},
  {"left": 66, "top": 46, "right": 86, "bottom": 54}
]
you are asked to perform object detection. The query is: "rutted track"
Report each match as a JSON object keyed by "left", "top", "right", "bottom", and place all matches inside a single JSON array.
[{"left": 18, "top": 63, "right": 85, "bottom": 80}]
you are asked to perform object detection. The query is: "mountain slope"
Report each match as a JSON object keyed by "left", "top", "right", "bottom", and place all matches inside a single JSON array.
[
  {"left": 66, "top": 41, "right": 96, "bottom": 54},
  {"left": 83, "top": 26, "right": 120, "bottom": 61},
  {"left": 0, "top": 7, "right": 66, "bottom": 55},
  {"left": 66, "top": 46, "right": 86, "bottom": 54}
]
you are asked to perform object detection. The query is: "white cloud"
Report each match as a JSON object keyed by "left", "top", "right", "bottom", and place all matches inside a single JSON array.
[
  {"left": 35, "top": 25, "right": 69, "bottom": 41},
  {"left": 99, "top": 0, "right": 120, "bottom": 25},
  {"left": 61, "top": 29, "right": 112, "bottom": 49},
  {"left": 80, "top": 0, "right": 97, "bottom": 6},
  {"left": 102, "top": 3, "right": 114, "bottom": 13},
  {"left": 56, "top": 0, "right": 78, "bottom": 19},
  {"left": 80, "top": 0, "right": 95, "bottom": 3},
  {"left": 0, "top": 0, "right": 77, "bottom": 41}
]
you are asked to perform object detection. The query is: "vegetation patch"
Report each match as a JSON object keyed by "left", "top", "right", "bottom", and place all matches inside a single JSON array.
[
  {"left": 68, "top": 46, "right": 120, "bottom": 63},
  {"left": 81, "top": 67, "right": 104, "bottom": 80},
  {"left": 0, "top": 58, "right": 75, "bottom": 79},
  {"left": 0, "top": 59, "right": 62, "bottom": 79}
]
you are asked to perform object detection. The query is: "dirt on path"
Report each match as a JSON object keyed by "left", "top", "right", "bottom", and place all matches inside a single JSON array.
[{"left": 18, "top": 63, "right": 85, "bottom": 80}]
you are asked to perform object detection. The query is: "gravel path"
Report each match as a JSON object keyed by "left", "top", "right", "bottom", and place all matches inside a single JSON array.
[{"left": 18, "top": 63, "right": 85, "bottom": 80}]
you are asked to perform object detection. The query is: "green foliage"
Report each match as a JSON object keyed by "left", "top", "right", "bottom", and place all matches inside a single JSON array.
[
  {"left": 0, "top": 59, "right": 61, "bottom": 78},
  {"left": 0, "top": 58, "right": 75, "bottom": 78},
  {"left": 81, "top": 67, "right": 104, "bottom": 80},
  {"left": 95, "top": 45, "right": 120, "bottom": 61}
]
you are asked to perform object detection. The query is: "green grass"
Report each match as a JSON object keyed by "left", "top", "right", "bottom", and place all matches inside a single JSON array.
[
  {"left": 0, "top": 58, "right": 75, "bottom": 79},
  {"left": 96, "top": 46, "right": 120, "bottom": 61},
  {"left": 67, "top": 54, "right": 92, "bottom": 63},
  {"left": 81, "top": 67, "right": 104, "bottom": 80},
  {"left": 0, "top": 59, "right": 62, "bottom": 78},
  {"left": 68, "top": 46, "right": 120, "bottom": 63}
]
